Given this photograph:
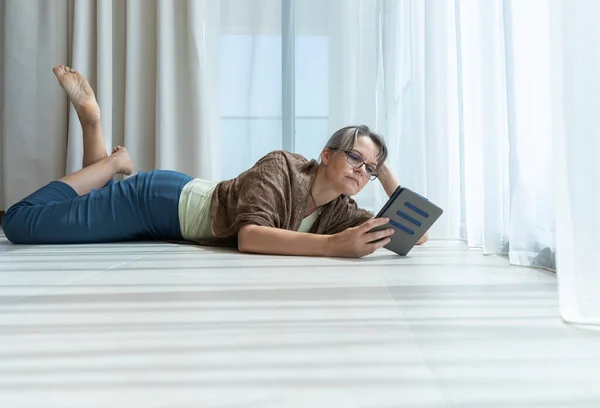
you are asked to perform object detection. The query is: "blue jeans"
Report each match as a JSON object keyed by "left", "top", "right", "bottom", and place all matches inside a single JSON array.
[{"left": 2, "top": 170, "right": 192, "bottom": 244}]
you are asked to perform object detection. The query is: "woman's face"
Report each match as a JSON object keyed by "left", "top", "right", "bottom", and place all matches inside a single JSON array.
[{"left": 321, "top": 136, "right": 381, "bottom": 196}]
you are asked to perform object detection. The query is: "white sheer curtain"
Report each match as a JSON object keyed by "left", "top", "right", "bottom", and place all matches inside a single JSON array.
[
  {"left": 393, "top": 0, "right": 599, "bottom": 324},
  {"left": 552, "top": 0, "right": 600, "bottom": 325},
  {"left": 382, "top": 0, "right": 556, "bottom": 269}
]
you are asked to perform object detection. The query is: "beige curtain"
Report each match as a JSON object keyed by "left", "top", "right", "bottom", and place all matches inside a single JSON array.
[
  {"left": 0, "top": 0, "right": 221, "bottom": 210},
  {"left": 1, "top": 0, "right": 70, "bottom": 210}
]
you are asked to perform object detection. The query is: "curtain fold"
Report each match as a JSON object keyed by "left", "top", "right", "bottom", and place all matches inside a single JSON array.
[
  {"left": 123, "top": 0, "right": 157, "bottom": 171},
  {"left": 458, "top": 0, "right": 510, "bottom": 253},
  {"left": 1, "top": 0, "right": 69, "bottom": 209},
  {"left": 553, "top": 0, "right": 600, "bottom": 325}
]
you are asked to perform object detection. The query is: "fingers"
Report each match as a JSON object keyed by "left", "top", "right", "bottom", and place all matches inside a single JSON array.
[
  {"left": 357, "top": 217, "right": 389, "bottom": 233},
  {"left": 366, "top": 237, "right": 391, "bottom": 253},
  {"left": 364, "top": 228, "right": 394, "bottom": 243}
]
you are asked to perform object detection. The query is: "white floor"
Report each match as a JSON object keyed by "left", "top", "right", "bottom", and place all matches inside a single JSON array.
[{"left": 1, "top": 230, "right": 599, "bottom": 408}]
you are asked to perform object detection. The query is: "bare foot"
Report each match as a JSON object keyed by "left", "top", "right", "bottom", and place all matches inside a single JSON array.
[
  {"left": 110, "top": 146, "right": 133, "bottom": 175},
  {"left": 53, "top": 65, "right": 101, "bottom": 126}
]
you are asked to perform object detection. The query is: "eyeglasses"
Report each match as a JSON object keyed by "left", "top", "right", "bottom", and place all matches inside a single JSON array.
[{"left": 343, "top": 151, "right": 379, "bottom": 180}]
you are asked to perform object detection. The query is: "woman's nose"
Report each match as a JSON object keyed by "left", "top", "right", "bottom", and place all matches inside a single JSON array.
[{"left": 354, "top": 165, "right": 367, "bottom": 178}]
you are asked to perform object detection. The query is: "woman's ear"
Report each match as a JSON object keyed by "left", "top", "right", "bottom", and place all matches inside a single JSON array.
[{"left": 321, "top": 149, "right": 330, "bottom": 165}]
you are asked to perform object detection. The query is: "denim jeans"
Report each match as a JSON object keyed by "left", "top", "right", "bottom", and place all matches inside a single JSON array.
[{"left": 3, "top": 170, "right": 192, "bottom": 244}]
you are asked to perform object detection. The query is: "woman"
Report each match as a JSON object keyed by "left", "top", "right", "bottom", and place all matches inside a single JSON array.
[{"left": 2, "top": 66, "right": 428, "bottom": 258}]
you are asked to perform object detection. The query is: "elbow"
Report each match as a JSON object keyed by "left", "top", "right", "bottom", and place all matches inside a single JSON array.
[
  {"left": 237, "top": 224, "right": 257, "bottom": 253},
  {"left": 238, "top": 241, "right": 251, "bottom": 253}
]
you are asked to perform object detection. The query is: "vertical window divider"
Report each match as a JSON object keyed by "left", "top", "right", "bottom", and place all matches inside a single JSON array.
[{"left": 282, "top": 0, "right": 296, "bottom": 151}]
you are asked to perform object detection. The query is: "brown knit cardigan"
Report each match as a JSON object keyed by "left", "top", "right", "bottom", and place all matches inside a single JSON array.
[{"left": 191, "top": 150, "right": 373, "bottom": 248}]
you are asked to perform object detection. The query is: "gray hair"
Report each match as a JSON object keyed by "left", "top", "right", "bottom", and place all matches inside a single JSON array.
[{"left": 323, "top": 125, "right": 388, "bottom": 168}]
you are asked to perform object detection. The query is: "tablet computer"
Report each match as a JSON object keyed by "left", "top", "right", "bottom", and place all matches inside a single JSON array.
[{"left": 369, "top": 186, "right": 443, "bottom": 256}]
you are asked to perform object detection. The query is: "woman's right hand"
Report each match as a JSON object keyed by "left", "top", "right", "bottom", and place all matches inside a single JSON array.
[{"left": 326, "top": 218, "right": 395, "bottom": 258}]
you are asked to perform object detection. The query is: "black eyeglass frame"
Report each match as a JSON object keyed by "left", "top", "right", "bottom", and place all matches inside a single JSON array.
[{"left": 342, "top": 150, "right": 380, "bottom": 181}]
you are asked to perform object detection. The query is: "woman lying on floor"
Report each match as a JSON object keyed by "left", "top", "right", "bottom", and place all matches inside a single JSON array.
[{"left": 3, "top": 66, "right": 428, "bottom": 258}]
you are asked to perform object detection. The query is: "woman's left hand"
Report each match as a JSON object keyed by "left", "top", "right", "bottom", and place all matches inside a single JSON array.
[{"left": 416, "top": 231, "right": 429, "bottom": 245}]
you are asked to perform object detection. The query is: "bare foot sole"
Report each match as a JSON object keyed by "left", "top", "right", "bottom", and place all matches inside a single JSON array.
[
  {"left": 111, "top": 146, "right": 134, "bottom": 176},
  {"left": 53, "top": 65, "right": 101, "bottom": 126}
]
